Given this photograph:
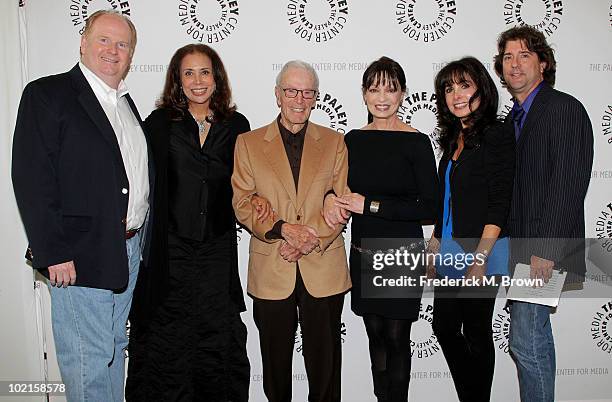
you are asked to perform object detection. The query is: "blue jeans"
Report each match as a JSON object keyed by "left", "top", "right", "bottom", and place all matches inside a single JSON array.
[
  {"left": 49, "top": 232, "right": 141, "bottom": 402},
  {"left": 509, "top": 301, "right": 555, "bottom": 402}
]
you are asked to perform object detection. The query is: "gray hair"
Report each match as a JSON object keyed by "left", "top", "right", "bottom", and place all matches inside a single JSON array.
[
  {"left": 275, "top": 60, "right": 319, "bottom": 90},
  {"left": 82, "top": 9, "right": 137, "bottom": 54}
]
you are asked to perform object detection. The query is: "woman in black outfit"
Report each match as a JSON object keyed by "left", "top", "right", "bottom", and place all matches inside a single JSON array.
[
  {"left": 326, "top": 57, "right": 438, "bottom": 402},
  {"left": 127, "top": 44, "right": 257, "bottom": 402},
  {"left": 429, "top": 57, "right": 515, "bottom": 402}
]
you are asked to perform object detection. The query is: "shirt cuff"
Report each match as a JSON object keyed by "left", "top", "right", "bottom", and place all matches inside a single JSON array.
[{"left": 265, "top": 220, "right": 286, "bottom": 240}]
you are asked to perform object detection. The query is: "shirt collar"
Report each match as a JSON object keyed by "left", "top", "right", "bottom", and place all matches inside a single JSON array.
[
  {"left": 276, "top": 114, "right": 308, "bottom": 139},
  {"left": 79, "top": 62, "right": 129, "bottom": 100},
  {"left": 513, "top": 80, "right": 544, "bottom": 115}
]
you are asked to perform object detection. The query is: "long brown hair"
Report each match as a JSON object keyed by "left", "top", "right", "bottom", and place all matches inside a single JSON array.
[
  {"left": 158, "top": 44, "right": 236, "bottom": 122},
  {"left": 435, "top": 57, "right": 499, "bottom": 155}
]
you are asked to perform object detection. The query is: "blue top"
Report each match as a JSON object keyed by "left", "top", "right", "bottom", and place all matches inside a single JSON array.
[
  {"left": 436, "top": 160, "right": 509, "bottom": 278},
  {"left": 441, "top": 160, "right": 454, "bottom": 240}
]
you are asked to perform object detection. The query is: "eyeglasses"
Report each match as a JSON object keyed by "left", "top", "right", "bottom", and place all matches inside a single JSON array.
[{"left": 281, "top": 88, "right": 317, "bottom": 99}]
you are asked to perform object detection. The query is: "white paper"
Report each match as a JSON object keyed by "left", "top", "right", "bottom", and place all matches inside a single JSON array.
[{"left": 506, "top": 263, "right": 567, "bottom": 307}]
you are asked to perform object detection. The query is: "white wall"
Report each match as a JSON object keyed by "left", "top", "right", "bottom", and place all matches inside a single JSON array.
[{"left": 3, "top": 1, "right": 611, "bottom": 401}]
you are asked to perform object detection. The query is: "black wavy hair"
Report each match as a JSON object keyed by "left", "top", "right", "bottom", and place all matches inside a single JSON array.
[{"left": 434, "top": 56, "right": 499, "bottom": 155}]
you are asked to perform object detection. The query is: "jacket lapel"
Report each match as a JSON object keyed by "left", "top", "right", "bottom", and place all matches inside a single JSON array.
[
  {"left": 70, "top": 65, "right": 126, "bottom": 174},
  {"left": 516, "top": 83, "right": 552, "bottom": 150},
  {"left": 296, "top": 124, "right": 323, "bottom": 211},
  {"left": 262, "top": 122, "right": 298, "bottom": 208}
]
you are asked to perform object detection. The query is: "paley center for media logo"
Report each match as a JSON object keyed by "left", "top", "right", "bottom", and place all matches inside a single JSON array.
[
  {"left": 591, "top": 300, "right": 612, "bottom": 355},
  {"left": 178, "top": 0, "right": 240, "bottom": 43},
  {"left": 502, "top": 0, "right": 564, "bottom": 37},
  {"left": 492, "top": 305, "right": 511, "bottom": 354},
  {"left": 395, "top": 0, "right": 457, "bottom": 43},
  {"left": 311, "top": 90, "right": 349, "bottom": 134},
  {"left": 602, "top": 104, "right": 612, "bottom": 146},
  {"left": 286, "top": 0, "right": 349, "bottom": 43},
  {"left": 397, "top": 90, "right": 441, "bottom": 153},
  {"left": 69, "top": 0, "right": 131, "bottom": 35},
  {"left": 411, "top": 302, "right": 441, "bottom": 359}
]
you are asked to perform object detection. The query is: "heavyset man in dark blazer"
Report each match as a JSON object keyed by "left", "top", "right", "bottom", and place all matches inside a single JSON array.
[
  {"left": 494, "top": 26, "right": 594, "bottom": 402},
  {"left": 11, "top": 10, "right": 152, "bottom": 402}
]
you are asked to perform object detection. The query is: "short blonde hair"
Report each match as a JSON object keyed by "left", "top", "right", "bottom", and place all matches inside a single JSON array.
[{"left": 82, "top": 9, "right": 137, "bottom": 54}]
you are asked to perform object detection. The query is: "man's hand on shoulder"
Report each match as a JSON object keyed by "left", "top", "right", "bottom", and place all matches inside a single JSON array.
[
  {"left": 49, "top": 260, "right": 77, "bottom": 288},
  {"left": 281, "top": 223, "right": 319, "bottom": 255}
]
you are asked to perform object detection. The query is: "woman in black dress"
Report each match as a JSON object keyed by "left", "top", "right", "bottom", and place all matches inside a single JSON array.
[
  {"left": 429, "top": 57, "right": 515, "bottom": 402},
  {"left": 126, "top": 44, "right": 257, "bottom": 402},
  {"left": 326, "top": 57, "right": 438, "bottom": 402}
]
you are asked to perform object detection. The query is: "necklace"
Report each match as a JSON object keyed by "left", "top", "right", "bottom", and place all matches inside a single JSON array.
[
  {"left": 195, "top": 118, "right": 207, "bottom": 134},
  {"left": 190, "top": 111, "right": 212, "bottom": 146},
  {"left": 189, "top": 109, "right": 211, "bottom": 131}
]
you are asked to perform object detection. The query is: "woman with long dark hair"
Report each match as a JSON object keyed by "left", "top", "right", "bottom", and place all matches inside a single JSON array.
[
  {"left": 429, "top": 56, "right": 515, "bottom": 402},
  {"left": 126, "top": 44, "right": 258, "bottom": 401},
  {"left": 325, "top": 56, "right": 439, "bottom": 401}
]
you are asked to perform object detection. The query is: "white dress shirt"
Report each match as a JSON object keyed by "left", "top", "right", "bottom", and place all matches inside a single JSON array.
[{"left": 79, "top": 62, "right": 149, "bottom": 231}]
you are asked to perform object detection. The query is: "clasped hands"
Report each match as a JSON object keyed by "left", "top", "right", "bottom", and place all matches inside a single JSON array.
[
  {"left": 321, "top": 192, "right": 365, "bottom": 229},
  {"left": 250, "top": 195, "right": 319, "bottom": 263}
]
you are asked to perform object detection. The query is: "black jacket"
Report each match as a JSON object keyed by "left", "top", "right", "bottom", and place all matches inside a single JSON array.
[
  {"left": 506, "top": 83, "right": 593, "bottom": 278},
  {"left": 434, "top": 121, "right": 515, "bottom": 251},
  {"left": 130, "top": 108, "right": 250, "bottom": 327},
  {"left": 12, "top": 64, "right": 154, "bottom": 290}
]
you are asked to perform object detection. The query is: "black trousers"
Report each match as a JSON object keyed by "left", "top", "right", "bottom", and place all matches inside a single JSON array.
[
  {"left": 432, "top": 282, "right": 499, "bottom": 402},
  {"left": 252, "top": 269, "right": 345, "bottom": 402}
]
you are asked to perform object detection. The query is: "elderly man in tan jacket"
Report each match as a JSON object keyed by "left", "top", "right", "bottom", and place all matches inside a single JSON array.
[{"left": 232, "top": 60, "right": 350, "bottom": 402}]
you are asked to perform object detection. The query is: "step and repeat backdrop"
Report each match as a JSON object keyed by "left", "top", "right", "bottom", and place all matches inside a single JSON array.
[{"left": 16, "top": 1, "right": 612, "bottom": 401}]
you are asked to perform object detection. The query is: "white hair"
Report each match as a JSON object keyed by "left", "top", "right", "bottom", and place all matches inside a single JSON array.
[{"left": 275, "top": 60, "right": 319, "bottom": 89}]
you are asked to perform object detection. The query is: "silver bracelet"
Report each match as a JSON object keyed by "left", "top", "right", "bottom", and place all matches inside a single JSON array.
[{"left": 369, "top": 200, "right": 380, "bottom": 214}]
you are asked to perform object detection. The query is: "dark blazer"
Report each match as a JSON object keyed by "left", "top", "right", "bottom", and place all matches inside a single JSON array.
[
  {"left": 506, "top": 83, "right": 593, "bottom": 278},
  {"left": 434, "top": 121, "right": 515, "bottom": 251},
  {"left": 12, "top": 64, "right": 154, "bottom": 290}
]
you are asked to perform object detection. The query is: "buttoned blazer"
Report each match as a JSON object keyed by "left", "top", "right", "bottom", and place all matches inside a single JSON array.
[
  {"left": 12, "top": 64, "right": 154, "bottom": 290},
  {"left": 505, "top": 83, "right": 593, "bottom": 278},
  {"left": 232, "top": 120, "right": 351, "bottom": 300}
]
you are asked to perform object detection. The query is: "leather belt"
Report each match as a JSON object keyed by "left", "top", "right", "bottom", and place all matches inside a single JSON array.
[{"left": 125, "top": 228, "right": 139, "bottom": 240}]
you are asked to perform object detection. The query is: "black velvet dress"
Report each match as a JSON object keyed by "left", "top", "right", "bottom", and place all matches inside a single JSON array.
[
  {"left": 127, "top": 108, "right": 250, "bottom": 402},
  {"left": 345, "top": 129, "right": 439, "bottom": 321}
]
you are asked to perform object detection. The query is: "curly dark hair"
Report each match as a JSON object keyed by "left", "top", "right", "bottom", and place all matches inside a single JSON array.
[
  {"left": 362, "top": 56, "right": 406, "bottom": 123},
  {"left": 158, "top": 44, "right": 236, "bottom": 122},
  {"left": 494, "top": 26, "right": 556, "bottom": 87},
  {"left": 434, "top": 57, "right": 499, "bottom": 155}
]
